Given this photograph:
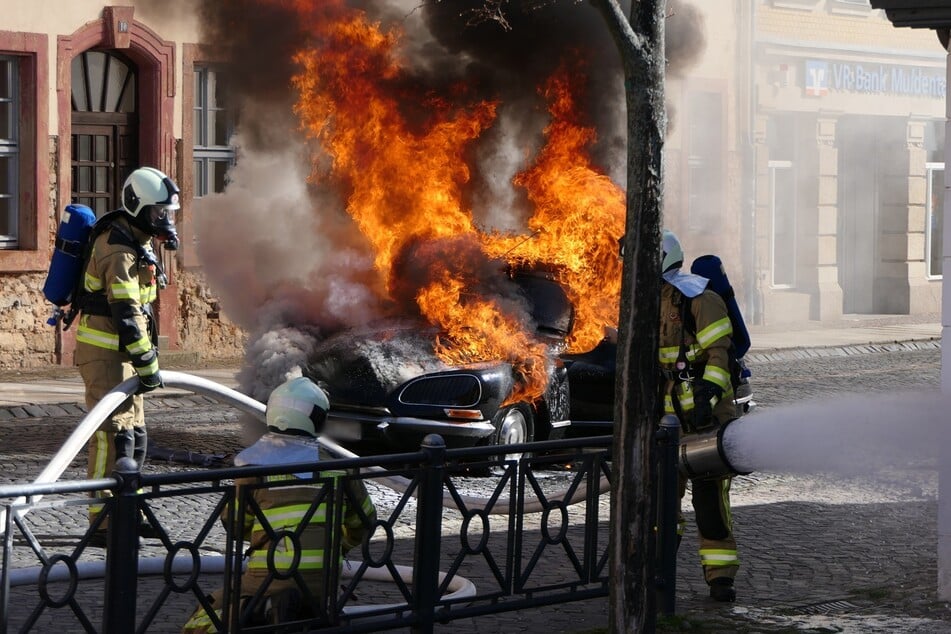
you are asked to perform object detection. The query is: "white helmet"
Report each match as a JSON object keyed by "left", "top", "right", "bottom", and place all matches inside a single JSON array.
[
  {"left": 121, "top": 167, "right": 180, "bottom": 243},
  {"left": 266, "top": 377, "right": 330, "bottom": 437},
  {"left": 661, "top": 229, "right": 684, "bottom": 274}
]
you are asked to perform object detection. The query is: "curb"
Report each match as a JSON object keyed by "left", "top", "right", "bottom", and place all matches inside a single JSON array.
[
  {"left": 745, "top": 338, "right": 940, "bottom": 364},
  {"left": 0, "top": 338, "right": 941, "bottom": 421},
  {"left": 0, "top": 392, "right": 225, "bottom": 421}
]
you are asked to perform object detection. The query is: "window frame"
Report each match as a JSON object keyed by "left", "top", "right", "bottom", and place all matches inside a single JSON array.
[
  {"left": 769, "top": 159, "right": 797, "bottom": 289},
  {"left": 0, "top": 55, "right": 20, "bottom": 249},
  {"left": 192, "top": 65, "right": 235, "bottom": 198},
  {"left": 182, "top": 46, "right": 234, "bottom": 269},
  {"left": 684, "top": 89, "right": 726, "bottom": 233},
  {"left": 0, "top": 31, "right": 49, "bottom": 272},
  {"left": 926, "top": 161, "right": 944, "bottom": 280}
]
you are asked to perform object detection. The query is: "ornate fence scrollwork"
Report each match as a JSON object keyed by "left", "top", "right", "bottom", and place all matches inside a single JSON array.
[{"left": 0, "top": 436, "right": 612, "bottom": 633}]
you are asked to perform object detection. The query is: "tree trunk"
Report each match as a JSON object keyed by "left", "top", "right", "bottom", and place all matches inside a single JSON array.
[{"left": 593, "top": 0, "right": 667, "bottom": 632}]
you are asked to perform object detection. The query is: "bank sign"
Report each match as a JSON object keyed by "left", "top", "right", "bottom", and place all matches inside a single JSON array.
[{"left": 804, "top": 59, "right": 946, "bottom": 99}]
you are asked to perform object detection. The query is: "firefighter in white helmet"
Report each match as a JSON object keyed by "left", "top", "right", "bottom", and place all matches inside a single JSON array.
[
  {"left": 76, "top": 166, "right": 180, "bottom": 546},
  {"left": 183, "top": 377, "right": 377, "bottom": 632},
  {"left": 659, "top": 229, "right": 739, "bottom": 602}
]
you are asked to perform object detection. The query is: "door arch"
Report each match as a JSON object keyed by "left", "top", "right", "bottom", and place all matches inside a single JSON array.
[
  {"left": 70, "top": 50, "right": 139, "bottom": 216},
  {"left": 56, "top": 15, "right": 178, "bottom": 365}
]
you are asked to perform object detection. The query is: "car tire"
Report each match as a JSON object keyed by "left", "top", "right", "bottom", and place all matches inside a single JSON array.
[{"left": 490, "top": 403, "right": 535, "bottom": 463}]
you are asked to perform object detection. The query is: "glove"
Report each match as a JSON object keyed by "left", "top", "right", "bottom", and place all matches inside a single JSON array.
[
  {"left": 137, "top": 370, "right": 164, "bottom": 394},
  {"left": 691, "top": 379, "right": 723, "bottom": 432}
]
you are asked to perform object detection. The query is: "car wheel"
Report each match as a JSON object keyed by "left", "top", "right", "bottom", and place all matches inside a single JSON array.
[{"left": 491, "top": 403, "right": 535, "bottom": 462}]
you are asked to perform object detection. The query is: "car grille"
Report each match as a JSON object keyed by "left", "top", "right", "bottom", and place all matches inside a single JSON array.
[{"left": 398, "top": 374, "right": 482, "bottom": 407}]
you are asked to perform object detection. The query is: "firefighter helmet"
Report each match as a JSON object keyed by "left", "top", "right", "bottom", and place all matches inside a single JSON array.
[
  {"left": 121, "top": 167, "right": 180, "bottom": 242},
  {"left": 266, "top": 377, "right": 330, "bottom": 437},
  {"left": 662, "top": 229, "right": 684, "bottom": 274}
]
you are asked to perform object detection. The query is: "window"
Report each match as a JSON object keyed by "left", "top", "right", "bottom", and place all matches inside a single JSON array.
[
  {"left": 686, "top": 91, "right": 723, "bottom": 232},
  {"left": 193, "top": 66, "right": 235, "bottom": 197},
  {"left": 927, "top": 162, "right": 944, "bottom": 279},
  {"left": 769, "top": 160, "right": 797, "bottom": 288},
  {"left": 0, "top": 56, "right": 18, "bottom": 249}
]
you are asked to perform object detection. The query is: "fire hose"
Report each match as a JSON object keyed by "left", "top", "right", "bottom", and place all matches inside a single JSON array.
[
  {"left": 0, "top": 371, "right": 483, "bottom": 611},
  {"left": 5, "top": 556, "right": 476, "bottom": 615},
  {"left": 1, "top": 371, "right": 611, "bottom": 527},
  {"left": 1, "top": 371, "right": 754, "bottom": 620},
  {"left": 1, "top": 372, "right": 749, "bottom": 530}
]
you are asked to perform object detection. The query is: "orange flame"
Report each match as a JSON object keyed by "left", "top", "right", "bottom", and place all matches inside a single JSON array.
[
  {"left": 285, "top": 1, "right": 625, "bottom": 402},
  {"left": 485, "top": 68, "right": 626, "bottom": 353}
]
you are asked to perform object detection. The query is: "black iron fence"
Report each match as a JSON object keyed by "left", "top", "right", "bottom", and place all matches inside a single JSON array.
[{"left": 0, "top": 434, "right": 614, "bottom": 633}]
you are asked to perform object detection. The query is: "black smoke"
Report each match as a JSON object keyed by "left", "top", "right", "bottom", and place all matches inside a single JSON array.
[{"left": 195, "top": 0, "right": 706, "bottom": 162}]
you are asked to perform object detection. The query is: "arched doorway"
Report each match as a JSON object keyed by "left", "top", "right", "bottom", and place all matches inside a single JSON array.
[
  {"left": 55, "top": 14, "right": 178, "bottom": 365},
  {"left": 70, "top": 50, "right": 139, "bottom": 215}
]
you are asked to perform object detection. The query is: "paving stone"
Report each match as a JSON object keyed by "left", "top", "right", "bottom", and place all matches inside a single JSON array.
[
  {"left": 62, "top": 403, "right": 85, "bottom": 416},
  {"left": 1, "top": 345, "right": 950, "bottom": 632},
  {"left": 22, "top": 405, "right": 46, "bottom": 418}
]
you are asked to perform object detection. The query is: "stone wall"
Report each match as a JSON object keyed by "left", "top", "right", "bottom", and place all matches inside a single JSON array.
[
  {"left": 0, "top": 273, "right": 57, "bottom": 368},
  {"left": 176, "top": 270, "right": 247, "bottom": 359},
  {"left": 0, "top": 271, "right": 247, "bottom": 369}
]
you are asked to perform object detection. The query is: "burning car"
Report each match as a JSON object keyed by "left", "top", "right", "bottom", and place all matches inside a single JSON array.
[
  {"left": 304, "top": 266, "right": 754, "bottom": 453},
  {"left": 305, "top": 269, "right": 576, "bottom": 453}
]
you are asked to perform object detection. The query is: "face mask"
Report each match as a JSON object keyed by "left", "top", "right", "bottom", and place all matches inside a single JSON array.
[{"left": 148, "top": 205, "right": 179, "bottom": 250}]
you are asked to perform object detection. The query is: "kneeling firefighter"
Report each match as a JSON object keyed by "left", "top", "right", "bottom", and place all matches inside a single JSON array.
[
  {"left": 183, "top": 377, "right": 378, "bottom": 633},
  {"left": 75, "top": 166, "right": 179, "bottom": 544},
  {"left": 659, "top": 230, "right": 739, "bottom": 602}
]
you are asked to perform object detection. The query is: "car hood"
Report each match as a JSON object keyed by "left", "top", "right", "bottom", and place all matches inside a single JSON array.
[{"left": 305, "top": 322, "right": 501, "bottom": 407}]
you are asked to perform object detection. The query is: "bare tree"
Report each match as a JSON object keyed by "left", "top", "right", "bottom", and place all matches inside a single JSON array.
[
  {"left": 440, "top": 0, "right": 668, "bottom": 629},
  {"left": 592, "top": 2, "right": 666, "bottom": 631}
]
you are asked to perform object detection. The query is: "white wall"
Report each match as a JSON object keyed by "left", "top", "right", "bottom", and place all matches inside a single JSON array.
[
  {"left": 939, "top": 43, "right": 951, "bottom": 601},
  {"left": 0, "top": 0, "right": 202, "bottom": 136}
]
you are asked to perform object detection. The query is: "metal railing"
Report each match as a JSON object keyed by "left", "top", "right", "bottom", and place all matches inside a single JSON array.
[{"left": 0, "top": 434, "right": 613, "bottom": 633}]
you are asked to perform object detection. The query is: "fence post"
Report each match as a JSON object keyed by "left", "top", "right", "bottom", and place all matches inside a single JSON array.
[
  {"left": 656, "top": 415, "right": 681, "bottom": 616},
  {"left": 412, "top": 434, "right": 446, "bottom": 634},
  {"left": 103, "top": 457, "right": 141, "bottom": 633}
]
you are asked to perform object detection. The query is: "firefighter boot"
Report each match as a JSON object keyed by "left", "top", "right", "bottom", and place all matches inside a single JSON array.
[
  {"left": 709, "top": 577, "right": 736, "bottom": 602},
  {"left": 132, "top": 426, "right": 147, "bottom": 468},
  {"left": 113, "top": 428, "right": 161, "bottom": 540}
]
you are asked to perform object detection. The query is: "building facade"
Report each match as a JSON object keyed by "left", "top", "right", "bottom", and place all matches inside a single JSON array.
[
  {"left": 753, "top": 0, "right": 945, "bottom": 323},
  {"left": 0, "top": 1, "right": 947, "bottom": 368},
  {"left": 668, "top": 0, "right": 946, "bottom": 325},
  {"left": 0, "top": 1, "right": 244, "bottom": 368}
]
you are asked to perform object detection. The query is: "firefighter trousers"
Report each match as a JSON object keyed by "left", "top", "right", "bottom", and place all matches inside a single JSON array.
[
  {"left": 678, "top": 474, "right": 738, "bottom": 583},
  {"left": 78, "top": 357, "right": 146, "bottom": 527}
]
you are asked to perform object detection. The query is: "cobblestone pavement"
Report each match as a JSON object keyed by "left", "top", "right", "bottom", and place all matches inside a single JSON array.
[{"left": 1, "top": 343, "right": 950, "bottom": 632}]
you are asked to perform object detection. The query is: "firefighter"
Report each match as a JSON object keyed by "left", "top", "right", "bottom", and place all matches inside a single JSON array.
[
  {"left": 659, "top": 229, "right": 738, "bottom": 602},
  {"left": 76, "top": 166, "right": 179, "bottom": 546},
  {"left": 183, "top": 377, "right": 377, "bottom": 632}
]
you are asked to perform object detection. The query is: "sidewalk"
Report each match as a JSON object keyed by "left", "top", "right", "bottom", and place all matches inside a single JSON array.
[
  {"left": 0, "top": 319, "right": 941, "bottom": 410},
  {"left": 0, "top": 366, "right": 241, "bottom": 409}
]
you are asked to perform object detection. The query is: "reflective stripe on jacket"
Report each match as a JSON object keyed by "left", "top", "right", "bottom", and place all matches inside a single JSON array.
[
  {"left": 75, "top": 216, "right": 158, "bottom": 376},
  {"left": 229, "top": 454, "right": 377, "bottom": 583},
  {"left": 659, "top": 283, "right": 734, "bottom": 417}
]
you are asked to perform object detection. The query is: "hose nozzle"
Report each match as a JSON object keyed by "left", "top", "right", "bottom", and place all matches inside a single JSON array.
[{"left": 679, "top": 419, "right": 751, "bottom": 480}]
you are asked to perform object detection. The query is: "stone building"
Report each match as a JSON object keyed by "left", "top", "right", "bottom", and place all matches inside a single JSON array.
[
  {"left": 0, "top": 1, "right": 946, "bottom": 369},
  {"left": 668, "top": 0, "right": 945, "bottom": 325},
  {"left": 0, "top": 1, "right": 243, "bottom": 368}
]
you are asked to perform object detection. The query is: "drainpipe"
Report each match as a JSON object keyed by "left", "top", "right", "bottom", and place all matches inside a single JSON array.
[{"left": 740, "top": 0, "right": 761, "bottom": 324}]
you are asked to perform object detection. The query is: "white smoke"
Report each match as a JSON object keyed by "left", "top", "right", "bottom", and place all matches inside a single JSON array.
[{"left": 195, "top": 135, "right": 385, "bottom": 397}]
